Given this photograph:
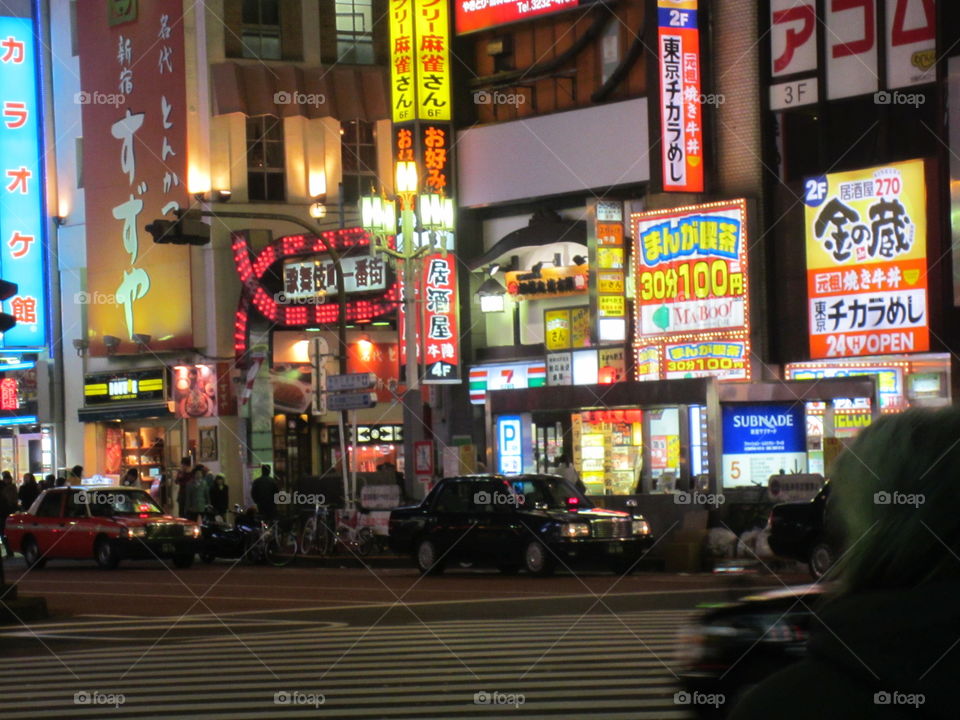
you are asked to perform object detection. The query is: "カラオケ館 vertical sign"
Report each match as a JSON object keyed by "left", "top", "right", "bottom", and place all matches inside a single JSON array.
[{"left": 0, "top": 13, "right": 47, "bottom": 349}]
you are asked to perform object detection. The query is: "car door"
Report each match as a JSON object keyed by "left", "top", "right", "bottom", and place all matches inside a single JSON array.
[
  {"left": 61, "top": 490, "right": 98, "bottom": 558},
  {"left": 429, "top": 480, "right": 475, "bottom": 561},
  {"left": 27, "top": 492, "right": 65, "bottom": 556},
  {"left": 469, "top": 480, "right": 518, "bottom": 563}
]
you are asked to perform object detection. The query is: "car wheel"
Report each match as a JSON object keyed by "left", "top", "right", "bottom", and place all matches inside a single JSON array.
[
  {"left": 22, "top": 538, "right": 45, "bottom": 569},
  {"left": 809, "top": 541, "right": 835, "bottom": 579},
  {"left": 172, "top": 553, "right": 194, "bottom": 569},
  {"left": 94, "top": 538, "right": 120, "bottom": 569},
  {"left": 416, "top": 539, "right": 444, "bottom": 575},
  {"left": 199, "top": 551, "right": 216, "bottom": 564},
  {"left": 523, "top": 541, "right": 555, "bottom": 576}
]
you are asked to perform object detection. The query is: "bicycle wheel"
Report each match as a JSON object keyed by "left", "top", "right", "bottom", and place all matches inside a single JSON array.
[
  {"left": 265, "top": 524, "right": 298, "bottom": 567},
  {"left": 355, "top": 527, "right": 376, "bottom": 557},
  {"left": 299, "top": 516, "right": 318, "bottom": 555}
]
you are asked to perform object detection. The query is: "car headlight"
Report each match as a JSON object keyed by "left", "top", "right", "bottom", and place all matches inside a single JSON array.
[
  {"left": 187, "top": 524, "right": 201, "bottom": 538},
  {"left": 632, "top": 519, "right": 651, "bottom": 536},
  {"left": 560, "top": 522, "right": 590, "bottom": 538},
  {"left": 126, "top": 526, "right": 147, "bottom": 538}
]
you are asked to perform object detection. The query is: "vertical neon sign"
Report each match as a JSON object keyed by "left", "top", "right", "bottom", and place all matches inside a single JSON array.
[{"left": 0, "top": 15, "right": 46, "bottom": 348}]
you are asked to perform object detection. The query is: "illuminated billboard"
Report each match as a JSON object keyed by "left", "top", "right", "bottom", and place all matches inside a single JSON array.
[
  {"left": 804, "top": 159, "right": 928, "bottom": 359},
  {"left": 0, "top": 15, "right": 46, "bottom": 349},
  {"left": 632, "top": 199, "right": 751, "bottom": 381}
]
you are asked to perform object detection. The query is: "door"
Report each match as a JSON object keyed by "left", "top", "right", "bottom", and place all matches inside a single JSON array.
[
  {"left": 469, "top": 479, "right": 518, "bottom": 562},
  {"left": 61, "top": 490, "right": 97, "bottom": 558},
  {"left": 29, "top": 491, "right": 65, "bottom": 555},
  {"left": 429, "top": 480, "right": 476, "bottom": 561}
]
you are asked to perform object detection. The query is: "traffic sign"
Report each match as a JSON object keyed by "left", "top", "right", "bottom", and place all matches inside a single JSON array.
[
  {"left": 327, "top": 391, "right": 377, "bottom": 411},
  {"left": 326, "top": 372, "right": 377, "bottom": 392}
]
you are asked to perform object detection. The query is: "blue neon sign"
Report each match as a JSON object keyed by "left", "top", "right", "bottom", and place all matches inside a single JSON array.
[{"left": 0, "top": 15, "right": 47, "bottom": 348}]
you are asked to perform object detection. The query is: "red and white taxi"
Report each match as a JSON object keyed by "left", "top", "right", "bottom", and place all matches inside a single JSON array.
[{"left": 6, "top": 486, "right": 200, "bottom": 569}]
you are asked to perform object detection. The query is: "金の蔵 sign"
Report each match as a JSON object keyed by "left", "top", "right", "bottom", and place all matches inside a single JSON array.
[{"left": 804, "top": 159, "right": 928, "bottom": 359}]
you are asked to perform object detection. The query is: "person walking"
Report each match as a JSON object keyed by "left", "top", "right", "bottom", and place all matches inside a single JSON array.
[
  {"left": 68, "top": 465, "right": 83, "bottom": 486},
  {"left": 210, "top": 474, "right": 229, "bottom": 519},
  {"left": 731, "top": 407, "right": 960, "bottom": 720},
  {"left": 174, "top": 457, "right": 192, "bottom": 518},
  {"left": 185, "top": 469, "right": 211, "bottom": 522},
  {"left": 251, "top": 464, "right": 279, "bottom": 521},
  {"left": 120, "top": 468, "right": 139, "bottom": 487},
  {"left": 556, "top": 454, "right": 586, "bottom": 494},
  {"left": 0, "top": 471, "right": 18, "bottom": 556},
  {"left": 40, "top": 474, "right": 55, "bottom": 492},
  {"left": 18, "top": 473, "right": 39, "bottom": 512}
]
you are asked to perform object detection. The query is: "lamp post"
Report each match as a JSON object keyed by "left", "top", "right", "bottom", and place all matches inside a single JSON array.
[{"left": 361, "top": 162, "right": 454, "bottom": 495}]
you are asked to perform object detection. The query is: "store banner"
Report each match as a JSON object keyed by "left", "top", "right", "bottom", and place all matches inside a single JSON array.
[
  {"left": 347, "top": 341, "right": 400, "bottom": 402},
  {"left": 283, "top": 255, "right": 388, "bottom": 299},
  {"left": 546, "top": 352, "right": 573, "bottom": 386},
  {"left": 77, "top": 2, "right": 192, "bottom": 356},
  {"left": 721, "top": 404, "right": 807, "bottom": 487},
  {"left": 632, "top": 199, "right": 752, "bottom": 381},
  {"left": 468, "top": 361, "right": 545, "bottom": 404},
  {"left": 390, "top": 0, "right": 452, "bottom": 122},
  {"left": 421, "top": 253, "right": 460, "bottom": 383},
  {"left": 657, "top": 0, "right": 704, "bottom": 193},
  {"left": 389, "top": 0, "right": 416, "bottom": 123},
  {"left": 0, "top": 14, "right": 46, "bottom": 349},
  {"left": 804, "top": 159, "right": 928, "bottom": 359},
  {"left": 172, "top": 364, "right": 217, "bottom": 418}
]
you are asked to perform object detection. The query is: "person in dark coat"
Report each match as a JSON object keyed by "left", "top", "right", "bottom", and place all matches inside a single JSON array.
[
  {"left": 731, "top": 407, "right": 960, "bottom": 720},
  {"left": 121, "top": 468, "right": 139, "bottom": 487},
  {"left": 0, "top": 471, "right": 17, "bottom": 555},
  {"left": 174, "top": 457, "right": 192, "bottom": 518},
  {"left": 18, "top": 473, "right": 39, "bottom": 511},
  {"left": 210, "top": 474, "right": 229, "bottom": 519},
  {"left": 251, "top": 465, "right": 278, "bottom": 521}
]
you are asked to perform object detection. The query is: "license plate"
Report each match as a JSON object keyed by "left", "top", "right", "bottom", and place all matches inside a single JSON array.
[
  {"left": 607, "top": 544, "right": 624, "bottom": 555},
  {"left": 162, "top": 543, "right": 175, "bottom": 554}
]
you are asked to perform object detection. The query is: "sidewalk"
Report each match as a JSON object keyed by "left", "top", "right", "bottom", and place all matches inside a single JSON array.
[{"left": 0, "top": 582, "right": 49, "bottom": 624}]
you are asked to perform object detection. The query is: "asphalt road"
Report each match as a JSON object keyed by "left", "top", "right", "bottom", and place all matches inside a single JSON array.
[{"left": 0, "top": 561, "right": 811, "bottom": 717}]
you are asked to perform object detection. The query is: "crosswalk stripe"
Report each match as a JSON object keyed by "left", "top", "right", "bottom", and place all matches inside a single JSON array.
[{"left": 0, "top": 610, "right": 700, "bottom": 719}]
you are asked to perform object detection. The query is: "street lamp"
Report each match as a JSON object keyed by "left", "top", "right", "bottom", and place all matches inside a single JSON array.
[{"left": 361, "top": 163, "right": 453, "bottom": 495}]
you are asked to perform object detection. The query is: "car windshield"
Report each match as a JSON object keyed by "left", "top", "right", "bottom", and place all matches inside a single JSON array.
[
  {"left": 509, "top": 477, "right": 593, "bottom": 510},
  {"left": 84, "top": 489, "right": 163, "bottom": 517}
]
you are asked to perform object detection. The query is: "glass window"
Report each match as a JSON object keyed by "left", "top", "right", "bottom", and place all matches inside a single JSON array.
[
  {"left": 66, "top": 492, "right": 89, "bottom": 518},
  {"left": 340, "top": 119, "right": 378, "bottom": 206},
  {"left": 433, "top": 481, "right": 472, "bottom": 513},
  {"left": 336, "top": 0, "right": 374, "bottom": 64},
  {"left": 35, "top": 492, "right": 63, "bottom": 518},
  {"left": 241, "top": 0, "right": 281, "bottom": 60},
  {"left": 247, "top": 115, "right": 285, "bottom": 202}
]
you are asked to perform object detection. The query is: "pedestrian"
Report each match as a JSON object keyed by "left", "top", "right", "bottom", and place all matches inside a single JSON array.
[
  {"left": 251, "top": 464, "right": 279, "bottom": 521},
  {"left": 121, "top": 468, "right": 139, "bottom": 487},
  {"left": 41, "top": 474, "right": 55, "bottom": 491},
  {"left": 18, "top": 472, "right": 39, "bottom": 511},
  {"left": 0, "top": 471, "right": 17, "bottom": 556},
  {"left": 55, "top": 476, "right": 68, "bottom": 487},
  {"left": 210, "top": 474, "right": 229, "bottom": 519},
  {"left": 730, "top": 407, "right": 960, "bottom": 720},
  {"left": 185, "top": 468, "right": 210, "bottom": 522},
  {"left": 556, "top": 454, "right": 586, "bottom": 494},
  {"left": 68, "top": 465, "right": 83, "bottom": 486},
  {"left": 174, "top": 456, "right": 192, "bottom": 518}
]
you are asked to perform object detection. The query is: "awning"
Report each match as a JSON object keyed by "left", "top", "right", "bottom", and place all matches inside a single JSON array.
[
  {"left": 467, "top": 209, "right": 587, "bottom": 271},
  {"left": 210, "top": 62, "right": 388, "bottom": 121},
  {"left": 78, "top": 403, "right": 174, "bottom": 423}
]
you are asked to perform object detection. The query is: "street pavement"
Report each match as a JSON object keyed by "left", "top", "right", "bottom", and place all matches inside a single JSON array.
[{"left": 0, "top": 608, "right": 699, "bottom": 718}]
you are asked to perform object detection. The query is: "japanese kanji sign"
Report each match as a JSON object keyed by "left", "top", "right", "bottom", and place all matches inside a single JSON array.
[
  {"left": 632, "top": 200, "right": 752, "bottom": 381},
  {"left": 657, "top": 0, "right": 704, "bottom": 193},
  {"left": 77, "top": 2, "right": 192, "bottom": 356},
  {"left": 390, "top": 0, "right": 451, "bottom": 122},
  {"left": 0, "top": 15, "right": 46, "bottom": 348},
  {"left": 804, "top": 159, "right": 929, "bottom": 359},
  {"left": 455, "top": 0, "right": 581, "bottom": 34},
  {"left": 282, "top": 255, "right": 388, "bottom": 299},
  {"left": 421, "top": 253, "right": 460, "bottom": 383}
]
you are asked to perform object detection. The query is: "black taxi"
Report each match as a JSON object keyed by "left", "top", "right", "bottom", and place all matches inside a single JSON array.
[{"left": 388, "top": 474, "right": 654, "bottom": 575}]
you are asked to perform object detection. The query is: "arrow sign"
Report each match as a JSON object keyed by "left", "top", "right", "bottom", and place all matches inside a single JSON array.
[
  {"left": 327, "top": 391, "right": 378, "bottom": 411},
  {"left": 326, "top": 372, "right": 378, "bottom": 392}
]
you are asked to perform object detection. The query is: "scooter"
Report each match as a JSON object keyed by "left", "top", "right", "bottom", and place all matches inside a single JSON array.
[{"left": 198, "top": 504, "right": 267, "bottom": 564}]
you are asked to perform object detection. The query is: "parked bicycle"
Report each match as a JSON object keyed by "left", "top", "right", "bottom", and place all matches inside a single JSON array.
[{"left": 299, "top": 502, "right": 376, "bottom": 557}]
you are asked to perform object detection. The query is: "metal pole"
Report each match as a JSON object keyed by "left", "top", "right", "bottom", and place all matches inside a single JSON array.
[{"left": 401, "top": 207, "right": 422, "bottom": 498}]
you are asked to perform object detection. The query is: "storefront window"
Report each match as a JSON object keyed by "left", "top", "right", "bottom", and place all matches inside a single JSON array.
[
  {"left": 572, "top": 409, "right": 642, "bottom": 495},
  {"left": 647, "top": 407, "right": 681, "bottom": 492}
]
